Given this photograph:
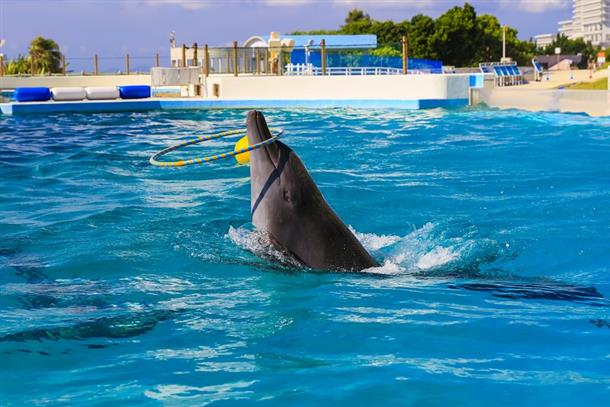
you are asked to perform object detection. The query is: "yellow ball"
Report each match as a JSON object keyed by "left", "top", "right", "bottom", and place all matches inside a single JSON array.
[{"left": 234, "top": 135, "right": 250, "bottom": 165}]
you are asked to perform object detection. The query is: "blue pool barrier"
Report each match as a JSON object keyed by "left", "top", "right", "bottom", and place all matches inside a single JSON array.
[
  {"left": 14, "top": 87, "right": 52, "bottom": 102},
  {"left": 119, "top": 85, "right": 151, "bottom": 99}
]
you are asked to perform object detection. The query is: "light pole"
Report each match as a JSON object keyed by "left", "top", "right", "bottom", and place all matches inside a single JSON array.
[{"left": 502, "top": 25, "right": 507, "bottom": 61}]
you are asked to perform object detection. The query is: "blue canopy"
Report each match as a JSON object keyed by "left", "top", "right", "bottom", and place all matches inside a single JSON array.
[{"left": 263, "top": 34, "right": 377, "bottom": 49}]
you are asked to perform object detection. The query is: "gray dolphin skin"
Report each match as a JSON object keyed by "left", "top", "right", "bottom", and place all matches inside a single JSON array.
[{"left": 246, "top": 110, "right": 378, "bottom": 271}]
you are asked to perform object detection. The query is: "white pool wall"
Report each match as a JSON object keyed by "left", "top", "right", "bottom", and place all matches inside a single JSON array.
[
  {"left": 203, "top": 74, "right": 470, "bottom": 101},
  {"left": 478, "top": 88, "right": 610, "bottom": 117}
]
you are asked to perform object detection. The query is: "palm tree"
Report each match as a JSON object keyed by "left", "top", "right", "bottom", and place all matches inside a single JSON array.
[
  {"left": 28, "top": 36, "right": 62, "bottom": 74},
  {"left": 5, "top": 55, "right": 29, "bottom": 75}
]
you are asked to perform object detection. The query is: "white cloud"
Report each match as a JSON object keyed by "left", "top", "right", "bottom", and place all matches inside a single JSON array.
[
  {"left": 516, "top": 0, "right": 568, "bottom": 13},
  {"left": 264, "top": 0, "right": 434, "bottom": 7},
  {"left": 263, "top": 0, "right": 315, "bottom": 5},
  {"left": 144, "top": 0, "right": 208, "bottom": 10}
]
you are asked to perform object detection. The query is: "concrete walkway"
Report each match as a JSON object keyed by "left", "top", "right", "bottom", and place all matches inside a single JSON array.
[{"left": 519, "top": 68, "right": 608, "bottom": 89}]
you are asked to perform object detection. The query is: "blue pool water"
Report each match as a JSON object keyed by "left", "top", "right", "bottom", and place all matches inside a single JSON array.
[{"left": 1, "top": 107, "right": 609, "bottom": 405}]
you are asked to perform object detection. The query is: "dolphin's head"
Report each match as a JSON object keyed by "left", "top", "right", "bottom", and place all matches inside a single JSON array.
[
  {"left": 247, "top": 110, "right": 280, "bottom": 172},
  {"left": 247, "top": 110, "right": 308, "bottom": 247}
]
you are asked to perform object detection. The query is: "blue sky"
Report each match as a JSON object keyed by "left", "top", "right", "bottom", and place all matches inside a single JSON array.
[{"left": 1, "top": 0, "right": 571, "bottom": 66}]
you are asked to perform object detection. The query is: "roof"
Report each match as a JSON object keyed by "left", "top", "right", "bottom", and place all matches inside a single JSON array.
[{"left": 245, "top": 34, "right": 377, "bottom": 49}]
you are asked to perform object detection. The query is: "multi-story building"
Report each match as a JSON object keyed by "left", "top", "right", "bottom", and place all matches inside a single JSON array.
[
  {"left": 534, "top": 33, "right": 555, "bottom": 48},
  {"left": 558, "top": 0, "right": 610, "bottom": 47}
]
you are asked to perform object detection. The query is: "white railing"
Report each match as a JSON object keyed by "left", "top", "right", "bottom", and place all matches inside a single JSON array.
[{"left": 284, "top": 63, "right": 404, "bottom": 76}]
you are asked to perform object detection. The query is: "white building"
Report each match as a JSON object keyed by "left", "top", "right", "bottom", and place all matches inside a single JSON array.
[
  {"left": 534, "top": 33, "right": 555, "bottom": 48},
  {"left": 558, "top": 0, "right": 610, "bottom": 46}
]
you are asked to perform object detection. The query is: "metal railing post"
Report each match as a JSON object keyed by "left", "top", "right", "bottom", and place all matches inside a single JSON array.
[
  {"left": 277, "top": 50, "right": 282, "bottom": 76},
  {"left": 125, "top": 54, "right": 130, "bottom": 75},
  {"left": 30, "top": 57, "right": 35, "bottom": 76},
  {"left": 61, "top": 54, "right": 66, "bottom": 75},
  {"left": 0, "top": 55, "right": 4, "bottom": 77},
  {"left": 242, "top": 50, "right": 250, "bottom": 73},
  {"left": 204, "top": 44, "right": 210, "bottom": 77},
  {"left": 182, "top": 44, "right": 187, "bottom": 67},
  {"left": 320, "top": 39, "right": 326, "bottom": 76},
  {"left": 402, "top": 36, "right": 408, "bottom": 74},
  {"left": 94, "top": 54, "right": 99, "bottom": 75},
  {"left": 193, "top": 43, "right": 198, "bottom": 66},
  {"left": 155, "top": 53, "right": 160, "bottom": 67},
  {"left": 233, "top": 41, "right": 238, "bottom": 77}
]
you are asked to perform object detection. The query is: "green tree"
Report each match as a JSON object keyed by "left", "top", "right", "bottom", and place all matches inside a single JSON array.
[
  {"left": 371, "top": 45, "right": 401, "bottom": 57},
  {"left": 291, "top": 2, "right": 538, "bottom": 67},
  {"left": 429, "top": 3, "right": 477, "bottom": 66},
  {"left": 408, "top": 14, "right": 435, "bottom": 59},
  {"left": 473, "top": 14, "right": 503, "bottom": 62},
  {"left": 4, "top": 55, "right": 29, "bottom": 75},
  {"left": 345, "top": 9, "right": 371, "bottom": 25},
  {"left": 473, "top": 15, "right": 535, "bottom": 65},
  {"left": 28, "top": 36, "right": 62, "bottom": 74}
]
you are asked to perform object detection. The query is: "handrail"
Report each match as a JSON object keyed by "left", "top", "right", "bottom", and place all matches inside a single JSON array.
[{"left": 284, "top": 64, "right": 408, "bottom": 76}]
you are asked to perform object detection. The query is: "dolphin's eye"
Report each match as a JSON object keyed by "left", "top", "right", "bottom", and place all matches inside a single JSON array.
[{"left": 282, "top": 188, "right": 300, "bottom": 206}]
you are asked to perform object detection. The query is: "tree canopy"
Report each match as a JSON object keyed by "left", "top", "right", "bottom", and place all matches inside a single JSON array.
[
  {"left": 292, "top": 2, "right": 550, "bottom": 66},
  {"left": 3, "top": 36, "right": 63, "bottom": 75}
]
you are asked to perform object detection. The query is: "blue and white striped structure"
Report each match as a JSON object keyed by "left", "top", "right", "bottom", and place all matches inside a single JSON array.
[
  {"left": 480, "top": 63, "right": 524, "bottom": 87},
  {"left": 532, "top": 59, "right": 546, "bottom": 82}
]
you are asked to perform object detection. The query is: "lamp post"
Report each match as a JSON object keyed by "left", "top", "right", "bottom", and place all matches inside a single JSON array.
[{"left": 502, "top": 25, "right": 507, "bottom": 61}]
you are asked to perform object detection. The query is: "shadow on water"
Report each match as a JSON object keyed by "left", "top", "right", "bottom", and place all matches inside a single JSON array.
[
  {"left": 0, "top": 309, "right": 178, "bottom": 343},
  {"left": 1, "top": 244, "right": 182, "bottom": 346},
  {"left": 448, "top": 280, "right": 607, "bottom": 307}
]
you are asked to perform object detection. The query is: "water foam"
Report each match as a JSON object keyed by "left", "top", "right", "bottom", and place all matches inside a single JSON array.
[
  {"left": 226, "top": 226, "right": 303, "bottom": 268},
  {"left": 352, "top": 222, "right": 500, "bottom": 276},
  {"left": 227, "top": 222, "right": 500, "bottom": 276}
]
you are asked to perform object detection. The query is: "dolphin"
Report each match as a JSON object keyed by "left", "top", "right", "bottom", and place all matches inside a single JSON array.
[{"left": 246, "top": 110, "right": 378, "bottom": 271}]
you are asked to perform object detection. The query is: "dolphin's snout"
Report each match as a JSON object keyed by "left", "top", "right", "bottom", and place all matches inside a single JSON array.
[
  {"left": 247, "top": 110, "right": 279, "bottom": 166},
  {"left": 247, "top": 110, "right": 272, "bottom": 143}
]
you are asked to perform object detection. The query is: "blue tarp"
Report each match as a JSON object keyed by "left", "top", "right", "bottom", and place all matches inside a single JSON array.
[{"left": 290, "top": 50, "right": 443, "bottom": 74}]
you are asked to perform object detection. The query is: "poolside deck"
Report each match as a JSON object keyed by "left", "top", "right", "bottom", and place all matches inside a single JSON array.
[
  {"left": 0, "top": 97, "right": 470, "bottom": 116},
  {"left": 0, "top": 74, "right": 474, "bottom": 115}
]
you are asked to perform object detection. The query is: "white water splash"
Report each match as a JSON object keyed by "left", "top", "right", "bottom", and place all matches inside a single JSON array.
[
  {"left": 352, "top": 222, "right": 495, "bottom": 276},
  {"left": 349, "top": 226, "right": 402, "bottom": 251},
  {"left": 228, "top": 222, "right": 499, "bottom": 276},
  {"left": 415, "top": 247, "right": 460, "bottom": 271},
  {"left": 226, "top": 226, "right": 303, "bottom": 268}
]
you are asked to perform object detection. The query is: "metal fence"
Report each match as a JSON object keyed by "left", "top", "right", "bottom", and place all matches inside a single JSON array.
[
  {"left": 0, "top": 53, "right": 171, "bottom": 76},
  {"left": 0, "top": 39, "right": 444, "bottom": 77},
  {"left": 290, "top": 43, "right": 443, "bottom": 74}
]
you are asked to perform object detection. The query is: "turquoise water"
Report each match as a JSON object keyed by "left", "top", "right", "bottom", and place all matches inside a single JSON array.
[{"left": 1, "top": 107, "right": 610, "bottom": 405}]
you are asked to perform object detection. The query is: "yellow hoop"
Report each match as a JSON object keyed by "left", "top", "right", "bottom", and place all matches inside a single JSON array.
[{"left": 149, "top": 128, "right": 284, "bottom": 167}]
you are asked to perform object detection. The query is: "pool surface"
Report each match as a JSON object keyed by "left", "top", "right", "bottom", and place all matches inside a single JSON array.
[{"left": 1, "top": 108, "right": 609, "bottom": 405}]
